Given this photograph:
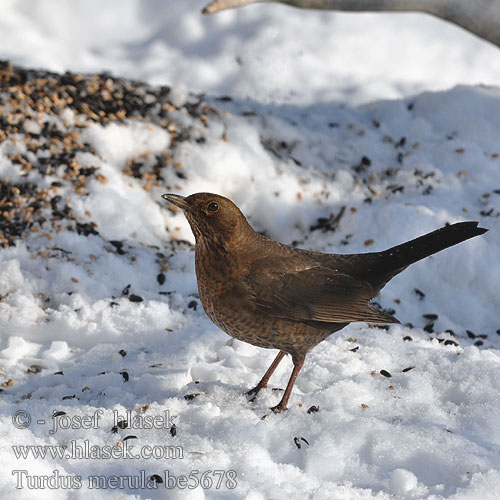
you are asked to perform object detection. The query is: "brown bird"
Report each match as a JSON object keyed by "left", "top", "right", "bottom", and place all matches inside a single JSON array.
[{"left": 162, "top": 192, "right": 487, "bottom": 413}]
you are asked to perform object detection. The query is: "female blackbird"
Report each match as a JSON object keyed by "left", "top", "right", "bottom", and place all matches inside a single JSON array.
[{"left": 162, "top": 192, "right": 487, "bottom": 413}]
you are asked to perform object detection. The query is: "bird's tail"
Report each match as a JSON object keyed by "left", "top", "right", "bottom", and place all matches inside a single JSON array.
[{"left": 378, "top": 221, "right": 487, "bottom": 278}]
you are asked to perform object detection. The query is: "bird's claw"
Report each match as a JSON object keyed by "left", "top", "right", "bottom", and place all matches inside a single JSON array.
[
  {"left": 270, "top": 403, "right": 287, "bottom": 413},
  {"left": 245, "top": 384, "right": 265, "bottom": 399}
]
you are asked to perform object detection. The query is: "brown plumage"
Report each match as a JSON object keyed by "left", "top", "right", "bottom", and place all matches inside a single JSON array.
[{"left": 162, "top": 192, "right": 487, "bottom": 413}]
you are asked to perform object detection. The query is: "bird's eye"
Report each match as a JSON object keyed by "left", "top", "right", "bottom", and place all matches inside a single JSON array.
[{"left": 207, "top": 201, "right": 219, "bottom": 213}]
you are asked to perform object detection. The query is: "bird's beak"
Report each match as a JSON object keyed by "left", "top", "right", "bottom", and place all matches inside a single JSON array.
[{"left": 162, "top": 193, "right": 190, "bottom": 211}]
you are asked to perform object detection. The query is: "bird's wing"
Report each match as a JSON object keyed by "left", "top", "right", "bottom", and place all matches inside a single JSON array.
[{"left": 244, "top": 256, "right": 399, "bottom": 324}]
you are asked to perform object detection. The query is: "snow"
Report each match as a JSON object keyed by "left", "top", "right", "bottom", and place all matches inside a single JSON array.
[
  {"left": 389, "top": 468, "right": 419, "bottom": 496},
  {"left": 2, "top": 0, "right": 500, "bottom": 105},
  {"left": 1, "top": 1, "right": 500, "bottom": 500}
]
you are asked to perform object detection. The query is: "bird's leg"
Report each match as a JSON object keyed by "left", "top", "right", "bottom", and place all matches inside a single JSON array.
[
  {"left": 270, "top": 357, "right": 304, "bottom": 413},
  {"left": 246, "top": 350, "right": 286, "bottom": 400}
]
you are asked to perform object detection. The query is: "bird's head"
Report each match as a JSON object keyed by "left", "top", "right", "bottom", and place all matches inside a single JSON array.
[{"left": 162, "top": 192, "right": 255, "bottom": 248}]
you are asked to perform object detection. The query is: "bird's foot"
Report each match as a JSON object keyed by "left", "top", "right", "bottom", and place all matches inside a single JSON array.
[
  {"left": 270, "top": 402, "right": 288, "bottom": 413},
  {"left": 245, "top": 384, "right": 266, "bottom": 401},
  {"left": 245, "top": 387, "right": 260, "bottom": 397},
  {"left": 244, "top": 389, "right": 258, "bottom": 403},
  {"left": 260, "top": 405, "right": 287, "bottom": 420}
]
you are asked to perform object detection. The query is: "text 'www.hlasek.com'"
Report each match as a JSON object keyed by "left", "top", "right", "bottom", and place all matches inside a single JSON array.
[{"left": 11, "top": 409, "right": 238, "bottom": 490}]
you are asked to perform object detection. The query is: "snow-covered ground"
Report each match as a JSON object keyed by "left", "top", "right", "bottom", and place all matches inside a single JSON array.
[
  {"left": 0, "top": 2, "right": 499, "bottom": 500},
  {"left": 2, "top": 0, "right": 500, "bottom": 105}
]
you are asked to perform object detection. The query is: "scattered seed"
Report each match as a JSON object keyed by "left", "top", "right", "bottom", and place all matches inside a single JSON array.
[
  {"left": 423, "top": 313, "right": 438, "bottom": 321},
  {"left": 109, "top": 240, "right": 125, "bottom": 255},
  {"left": 361, "top": 403, "right": 369, "bottom": 409},
  {"left": 150, "top": 474, "right": 163, "bottom": 484},
  {"left": 170, "top": 423, "right": 177, "bottom": 437},
  {"left": 307, "top": 405, "right": 319, "bottom": 414},
  {"left": 414, "top": 289, "right": 425, "bottom": 300},
  {"left": 310, "top": 206, "right": 346, "bottom": 233},
  {"left": 294, "top": 437, "right": 306, "bottom": 449},
  {"left": 480, "top": 208, "right": 494, "bottom": 217},
  {"left": 52, "top": 411, "right": 67, "bottom": 418},
  {"left": 111, "top": 420, "right": 128, "bottom": 433},
  {"left": 75, "top": 222, "right": 98, "bottom": 236},
  {"left": 27, "top": 364, "right": 45, "bottom": 374},
  {"left": 380, "top": 370, "right": 392, "bottom": 378},
  {"left": 118, "top": 349, "right": 127, "bottom": 357},
  {"left": 352, "top": 155, "right": 372, "bottom": 173},
  {"left": 402, "top": 366, "right": 415, "bottom": 373},
  {"left": 62, "top": 394, "right": 76, "bottom": 400},
  {"left": 129, "top": 294, "right": 143, "bottom": 302},
  {"left": 123, "top": 435, "right": 137, "bottom": 441},
  {"left": 184, "top": 393, "right": 200, "bottom": 401},
  {"left": 403, "top": 336, "right": 413, "bottom": 341},
  {"left": 120, "top": 370, "right": 129, "bottom": 382},
  {"left": 157, "top": 273, "right": 165, "bottom": 285}
]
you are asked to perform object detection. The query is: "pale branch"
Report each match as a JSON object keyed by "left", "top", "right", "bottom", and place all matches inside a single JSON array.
[{"left": 202, "top": 0, "right": 500, "bottom": 49}]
